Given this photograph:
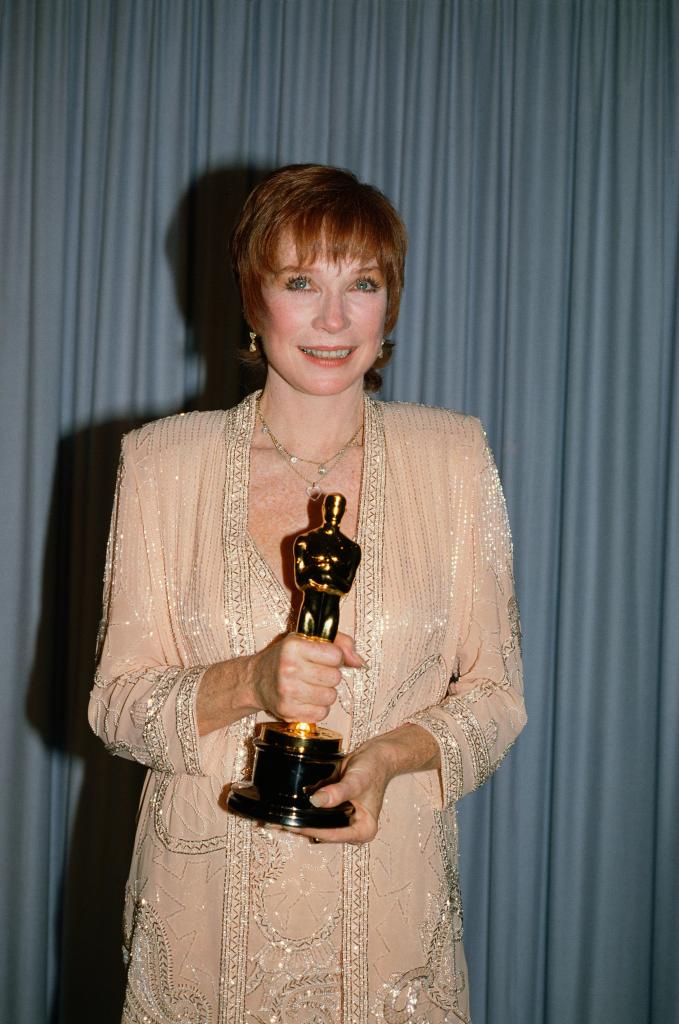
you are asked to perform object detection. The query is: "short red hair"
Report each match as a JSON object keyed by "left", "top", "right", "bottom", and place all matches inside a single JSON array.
[{"left": 230, "top": 164, "right": 407, "bottom": 390}]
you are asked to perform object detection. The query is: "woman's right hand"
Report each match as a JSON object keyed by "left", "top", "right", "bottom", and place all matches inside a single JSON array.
[
  {"left": 197, "top": 632, "right": 364, "bottom": 736},
  {"left": 249, "top": 631, "right": 364, "bottom": 723}
]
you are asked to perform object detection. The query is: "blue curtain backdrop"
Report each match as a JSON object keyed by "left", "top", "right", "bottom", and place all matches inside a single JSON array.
[{"left": 1, "top": 2, "right": 677, "bottom": 1022}]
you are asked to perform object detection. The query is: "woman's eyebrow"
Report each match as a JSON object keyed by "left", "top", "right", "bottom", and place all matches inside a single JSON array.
[{"left": 272, "top": 264, "right": 308, "bottom": 276}]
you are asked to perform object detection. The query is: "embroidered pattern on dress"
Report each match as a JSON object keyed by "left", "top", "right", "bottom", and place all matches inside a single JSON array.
[
  {"left": 267, "top": 969, "right": 341, "bottom": 1022},
  {"left": 250, "top": 829, "right": 340, "bottom": 949},
  {"left": 342, "top": 396, "right": 386, "bottom": 1024},
  {"left": 246, "top": 827, "right": 342, "bottom": 1020},
  {"left": 105, "top": 739, "right": 149, "bottom": 762},
  {"left": 123, "top": 897, "right": 212, "bottom": 1024},
  {"left": 379, "top": 812, "right": 468, "bottom": 1024},
  {"left": 152, "top": 775, "right": 228, "bottom": 853},
  {"left": 176, "top": 667, "right": 206, "bottom": 775},
  {"left": 220, "top": 396, "right": 257, "bottom": 1024},
  {"left": 407, "top": 712, "right": 464, "bottom": 805},
  {"left": 507, "top": 593, "right": 522, "bottom": 646},
  {"left": 449, "top": 698, "right": 491, "bottom": 791},
  {"left": 247, "top": 534, "right": 294, "bottom": 632},
  {"left": 501, "top": 591, "right": 523, "bottom": 689},
  {"left": 428, "top": 811, "right": 466, "bottom": 1007},
  {"left": 143, "top": 668, "right": 183, "bottom": 773},
  {"left": 381, "top": 967, "right": 469, "bottom": 1024},
  {"left": 368, "top": 654, "right": 447, "bottom": 737}
]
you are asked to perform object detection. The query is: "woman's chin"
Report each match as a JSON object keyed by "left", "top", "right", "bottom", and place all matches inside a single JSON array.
[
  {"left": 266, "top": 363, "right": 369, "bottom": 400},
  {"left": 298, "top": 374, "right": 366, "bottom": 399}
]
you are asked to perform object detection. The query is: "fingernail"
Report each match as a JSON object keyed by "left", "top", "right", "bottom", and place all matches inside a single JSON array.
[{"left": 309, "top": 792, "right": 329, "bottom": 807}]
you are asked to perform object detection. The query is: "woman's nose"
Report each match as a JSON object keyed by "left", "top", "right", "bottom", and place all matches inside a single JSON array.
[{"left": 312, "top": 291, "right": 350, "bottom": 333}]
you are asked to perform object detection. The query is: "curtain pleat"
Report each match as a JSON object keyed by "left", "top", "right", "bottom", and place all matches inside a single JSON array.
[{"left": 1, "top": 2, "right": 677, "bottom": 1022}]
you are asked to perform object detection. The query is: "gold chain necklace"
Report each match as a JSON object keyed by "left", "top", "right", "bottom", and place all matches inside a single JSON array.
[{"left": 256, "top": 400, "right": 363, "bottom": 500}]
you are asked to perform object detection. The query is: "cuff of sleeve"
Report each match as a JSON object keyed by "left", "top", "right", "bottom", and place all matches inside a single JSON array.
[
  {"left": 404, "top": 710, "right": 464, "bottom": 808},
  {"left": 175, "top": 666, "right": 206, "bottom": 774},
  {"left": 143, "top": 666, "right": 207, "bottom": 774}
]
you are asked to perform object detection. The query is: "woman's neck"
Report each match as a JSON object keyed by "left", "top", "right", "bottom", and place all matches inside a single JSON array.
[{"left": 256, "top": 379, "right": 365, "bottom": 461}]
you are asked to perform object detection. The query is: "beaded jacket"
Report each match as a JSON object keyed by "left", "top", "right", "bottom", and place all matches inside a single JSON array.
[{"left": 89, "top": 391, "right": 526, "bottom": 1024}]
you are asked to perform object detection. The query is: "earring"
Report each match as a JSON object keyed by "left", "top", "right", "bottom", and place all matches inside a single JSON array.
[
  {"left": 379, "top": 341, "right": 385, "bottom": 359},
  {"left": 249, "top": 331, "right": 257, "bottom": 353}
]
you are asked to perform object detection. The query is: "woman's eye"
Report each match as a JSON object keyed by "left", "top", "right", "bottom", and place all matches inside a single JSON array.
[
  {"left": 285, "top": 275, "right": 310, "bottom": 291},
  {"left": 355, "top": 276, "right": 380, "bottom": 292}
]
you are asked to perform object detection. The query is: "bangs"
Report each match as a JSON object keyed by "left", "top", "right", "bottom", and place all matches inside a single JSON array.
[{"left": 261, "top": 202, "right": 398, "bottom": 275}]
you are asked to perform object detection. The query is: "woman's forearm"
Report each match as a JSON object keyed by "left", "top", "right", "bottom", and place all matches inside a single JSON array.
[
  {"left": 368, "top": 723, "right": 441, "bottom": 779},
  {"left": 196, "top": 656, "right": 259, "bottom": 736}
]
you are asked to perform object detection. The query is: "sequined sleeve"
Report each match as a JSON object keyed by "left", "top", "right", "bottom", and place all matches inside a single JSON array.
[
  {"left": 406, "top": 420, "right": 526, "bottom": 805},
  {"left": 88, "top": 436, "right": 205, "bottom": 775}
]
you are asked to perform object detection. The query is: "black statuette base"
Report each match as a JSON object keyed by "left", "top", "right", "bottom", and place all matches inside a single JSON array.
[
  {"left": 228, "top": 783, "right": 352, "bottom": 829},
  {"left": 227, "top": 723, "right": 353, "bottom": 829}
]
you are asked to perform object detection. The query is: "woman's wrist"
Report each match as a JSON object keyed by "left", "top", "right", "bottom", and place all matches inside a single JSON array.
[{"left": 196, "top": 655, "right": 260, "bottom": 736}]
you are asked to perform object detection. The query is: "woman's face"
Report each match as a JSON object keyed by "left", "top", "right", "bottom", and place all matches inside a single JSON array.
[{"left": 258, "top": 235, "right": 388, "bottom": 400}]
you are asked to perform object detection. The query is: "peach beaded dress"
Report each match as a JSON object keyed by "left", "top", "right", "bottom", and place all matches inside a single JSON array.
[{"left": 89, "top": 391, "right": 526, "bottom": 1024}]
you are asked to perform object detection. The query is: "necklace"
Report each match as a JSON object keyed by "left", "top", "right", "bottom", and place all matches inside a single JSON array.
[{"left": 256, "top": 400, "right": 363, "bottom": 500}]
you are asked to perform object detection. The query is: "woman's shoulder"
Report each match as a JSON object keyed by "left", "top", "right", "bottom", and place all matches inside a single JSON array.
[
  {"left": 375, "top": 398, "right": 483, "bottom": 449},
  {"left": 120, "top": 407, "right": 237, "bottom": 465}
]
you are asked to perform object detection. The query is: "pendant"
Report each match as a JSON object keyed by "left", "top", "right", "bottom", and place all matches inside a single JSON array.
[{"left": 306, "top": 484, "right": 322, "bottom": 500}]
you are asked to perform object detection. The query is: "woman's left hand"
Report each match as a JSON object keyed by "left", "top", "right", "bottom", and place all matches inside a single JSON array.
[{"left": 296, "top": 740, "right": 392, "bottom": 845}]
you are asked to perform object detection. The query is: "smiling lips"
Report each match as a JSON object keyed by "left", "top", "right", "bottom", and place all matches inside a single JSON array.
[{"left": 300, "top": 346, "right": 354, "bottom": 361}]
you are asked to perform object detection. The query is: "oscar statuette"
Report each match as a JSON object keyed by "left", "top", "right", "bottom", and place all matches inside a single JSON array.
[{"left": 227, "top": 494, "right": 361, "bottom": 828}]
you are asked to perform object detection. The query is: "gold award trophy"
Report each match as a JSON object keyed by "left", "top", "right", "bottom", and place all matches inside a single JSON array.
[{"left": 227, "top": 493, "right": 361, "bottom": 828}]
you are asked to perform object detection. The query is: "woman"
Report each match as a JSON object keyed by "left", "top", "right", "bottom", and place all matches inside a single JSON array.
[{"left": 90, "top": 164, "right": 526, "bottom": 1024}]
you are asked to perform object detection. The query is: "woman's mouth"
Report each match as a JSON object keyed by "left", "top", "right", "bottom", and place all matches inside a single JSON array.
[{"left": 300, "top": 347, "right": 353, "bottom": 362}]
